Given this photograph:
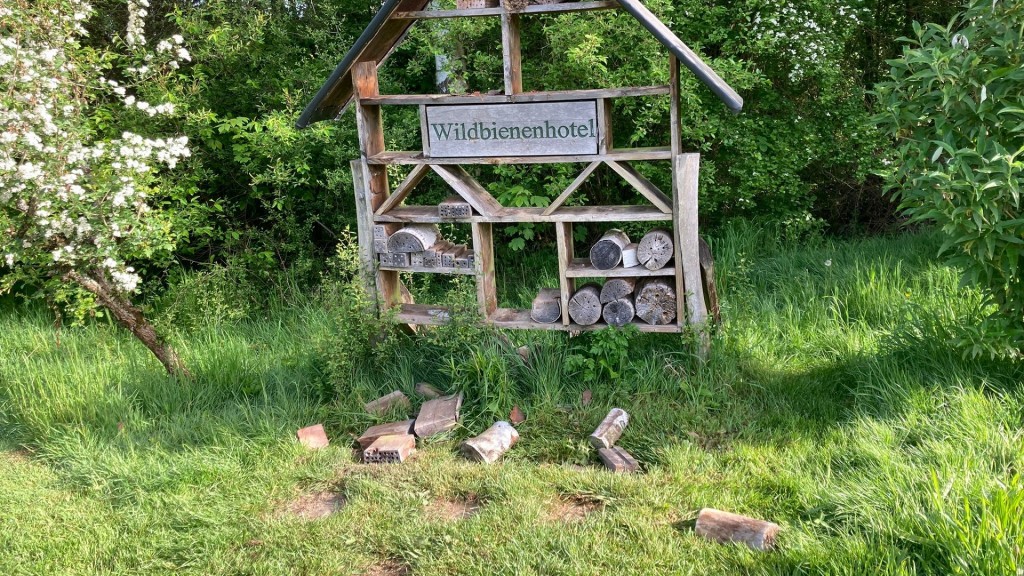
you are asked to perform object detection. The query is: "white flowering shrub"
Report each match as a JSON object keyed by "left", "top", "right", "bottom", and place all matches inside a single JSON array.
[{"left": 1, "top": 0, "right": 193, "bottom": 375}]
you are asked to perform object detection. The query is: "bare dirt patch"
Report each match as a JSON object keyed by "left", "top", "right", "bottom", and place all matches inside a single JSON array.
[
  {"left": 547, "top": 494, "right": 604, "bottom": 522},
  {"left": 277, "top": 490, "right": 346, "bottom": 521},
  {"left": 425, "top": 494, "right": 480, "bottom": 521},
  {"left": 363, "top": 559, "right": 410, "bottom": 576},
  {"left": 4, "top": 449, "right": 32, "bottom": 464}
]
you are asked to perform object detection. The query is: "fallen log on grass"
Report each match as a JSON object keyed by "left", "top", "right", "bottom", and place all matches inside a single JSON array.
[
  {"left": 695, "top": 508, "right": 780, "bottom": 551},
  {"left": 568, "top": 283, "right": 602, "bottom": 326}
]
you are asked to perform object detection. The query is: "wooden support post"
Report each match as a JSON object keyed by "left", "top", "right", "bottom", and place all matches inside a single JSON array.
[
  {"left": 472, "top": 222, "right": 497, "bottom": 318},
  {"left": 351, "top": 160, "right": 379, "bottom": 313},
  {"left": 674, "top": 154, "right": 708, "bottom": 329},
  {"left": 670, "top": 55, "right": 681, "bottom": 159},
  {"left": 555, "top": 222, "right": 576, "bottom": 326},
  {"left": 500, "top": 9, "right": 522, "bottom": 95}
]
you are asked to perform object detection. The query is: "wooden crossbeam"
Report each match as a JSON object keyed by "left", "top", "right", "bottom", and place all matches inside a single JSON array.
[
  {"left": 429, "top": 165, "right": 504, "bottom": 216},
  {"left": 375, "top": 164, "right": 430, "bottom": 216},
  {"left": 605, "top": 160, "right": 672, "bottom": 214},
  {"left": 542, "top": 161, "right": 601, "bottom": 216}
]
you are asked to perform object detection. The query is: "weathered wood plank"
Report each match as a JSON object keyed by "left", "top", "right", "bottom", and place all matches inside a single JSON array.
[
  {"left": 375, "top": 205, "right": 673, "bottom": 224},
  {"left": 367, "top": 146, "right": 672, "bottom": 165},
  {"left": 606, "top": 160, "right": 672, "bottom": 213},
  {"left": 675, "top": 153, "right": 707, "bottom": 327},
  {"left": 351, "top": 160, "right": 379, "bottom": 312},
  {"left": 375, "top": 164, "right": 431, "bottom": 215},
  {"left": 555, "top": 222, "right": 576, "bottom": 326},
  {"left": 695, "top": 508, "right": 780, "bottom": 551},
  {"left": 699, "top": 237, "right": 721, "bottom": 325},
  {"left": 500, "top": 9, "right": 522, "bottom": 95},
  {"left": 566, "top": 258, "right": 675, "bottom": 278},
  {"left": 542, "top": 161, "right": 601, "bottom": 216},
  {"left": 597, "top": 446, "right": 639, "bottom": 472},
  {"left": 472, "top": 222, "right": 497, "bottom": 316},
  {"left": 430, "top": 164, "right": 504, "bottom": 216},
  {"left": 392, "top": 0, "right": 620, "bottom": 19},
  {"left": 361, "top": 85, "right": 670, "bottom": 106},
  {"left": 485, "top": 307, "right": 683, "bottom": 333}
]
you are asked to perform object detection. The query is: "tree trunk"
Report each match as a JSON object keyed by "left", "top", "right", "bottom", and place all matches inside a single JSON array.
[{"left": 66, "top": 270, "right": 190, "bottom": 378}]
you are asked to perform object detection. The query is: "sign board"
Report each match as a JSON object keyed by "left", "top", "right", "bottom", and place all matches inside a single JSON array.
[{"left": 423, "top": 101, "right": 599, "bottom": 158}]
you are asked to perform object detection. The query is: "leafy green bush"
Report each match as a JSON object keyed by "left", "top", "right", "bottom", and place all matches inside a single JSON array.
[{"left": 875, "top": 0, "right": 1024, "bottom": 359}]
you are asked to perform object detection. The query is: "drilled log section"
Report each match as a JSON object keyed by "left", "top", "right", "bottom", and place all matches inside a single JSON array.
[
  {"left": 636, "top": 228, "right": 674, "bottom": 270},
  {"left": 634, "top": 278, "right": 677, "bottom": 325},
  {"left": 441, "top": 244, "right": 467, "bottom": 268},
  {"left": 530, "top": 287, "right": 562, "bottom": 324},
  {"left": 600, "top": 277, "right": 636, "bottom": 303},
  {"left": 699, "top": 237, "right": 721, "bottom": 324},
  {"left": 364, "top": 390, "right": 411, "bottom": 415},
  {"left": 589, "top": 228, "right": 631, "bottom": 270},
  {"left": 461, "top": 421, "right": 519, "bottom": 463},
  {"left": 602, "top": 298, "right": 636, "bottom": 327},
  {"left": 373, "top": 223, "right": 401, "bottom": 240},
  {"left": 357, "top": 419, "right": 415, "bottom": 449},
  {"left": 413, "top": 393, "right": 463, "bottom": 438},
  {"left": 589, "top": 408, "right": 629, "bottom": 449},
  {"left": 387, "top": 224, "right": 441, "bottom": 253},
  {"left": 567, "top": 283, "right": 602, "bottom": 326},
  {"left": 695, "top": 508, "right": 780, "bottom": 551},
  {"left": 598, "top": 446, "right": 639, "bottom": 473},
  {"left": 621, "top": 242, "right": 639, "bottom": 268},
  {"left": 380, "top": 252, "right": 410, "bottom": 268},
  {"left": 438, "top": 196, "right": 472, "bottom": 218}
]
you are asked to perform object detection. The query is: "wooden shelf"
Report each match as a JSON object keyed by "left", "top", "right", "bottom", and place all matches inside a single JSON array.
[
  {"left": 393, "top": 1, "right": 619, "bottom": 20},
  {"left": 361, "top": 85, "right": 670, "bottom": 106},
  {"left": 565, "top": 258, "right": 676, "bottom": 278},
  {"left": 367, "top": 147, "right": 672, "bottom": 165},
  {"left": 489, "top": 308, "right": 682, "bottom": 333},
  {"left": 378, "top": 264, "right": 476, "bottom": 275},
  {"left": 373, "top": 205, "right": 672, "bottom": 224},
  {"left": 392, "top": 304, "right": 681, "bottom": 333}
]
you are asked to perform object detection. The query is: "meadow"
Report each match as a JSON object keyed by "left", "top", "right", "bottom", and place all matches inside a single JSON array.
[{"left": 1, "top": 225, "right": 1021, "bottom": 575}]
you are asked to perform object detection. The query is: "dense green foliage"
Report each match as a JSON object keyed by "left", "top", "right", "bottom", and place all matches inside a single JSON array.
[
  {"left": 876, "top": 0, "right": 1024, "bottom": 358},
  {"left": 2, "top": 228, "right": 1021, "bottom": 574}
]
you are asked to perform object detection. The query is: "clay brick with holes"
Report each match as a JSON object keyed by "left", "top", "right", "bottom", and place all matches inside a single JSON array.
[{"left": 363, "top": 434, "right": 416, "bottom": 464}]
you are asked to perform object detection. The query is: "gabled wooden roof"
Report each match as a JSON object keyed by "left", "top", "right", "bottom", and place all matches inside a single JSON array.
[{"left": 296, "top": 0, "right": 742, "bottom": 128}]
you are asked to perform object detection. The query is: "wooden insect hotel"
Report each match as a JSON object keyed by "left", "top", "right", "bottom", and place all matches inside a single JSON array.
[{"left": 297, "top": 0, "right": 741, "bottom": 338}]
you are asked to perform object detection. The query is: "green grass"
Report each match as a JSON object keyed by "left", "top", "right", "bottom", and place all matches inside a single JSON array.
[{"left": 1, "top": 226, "right": 1022, "bottom": 575}]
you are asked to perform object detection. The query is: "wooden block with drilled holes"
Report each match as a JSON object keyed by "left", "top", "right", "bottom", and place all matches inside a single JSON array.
[
  {"left": 414, "top": 393, "right": 463, "bottom": 438},
  {"left": 455, "top": 250, "right": 475, "bottom": 270},
  {"left": 373, "top": 239, "right": 388, "bottom": 254},
  {"left": 438, "top": 196, "right": 473, "bottom": 218},
  {"left": 357, "top": 419, "right": 415, "bottom": 449},
  {"left": 598, "top": 446, "right": 639, "bottom": 472},
  {"left": 411, "top": 252, "right": 426, "bottom": 267},
  {"left": 362, "top": 434, "right": 416, "bottom": 464},
  {"left": 373, "top": 223, "right": 401, "bottom": 240},
  {"left": 296, "top": 424, "right": 329, "bottom": 449},
  {"left": 364, "top": 391, "right": 411, "bottom": 415}
]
